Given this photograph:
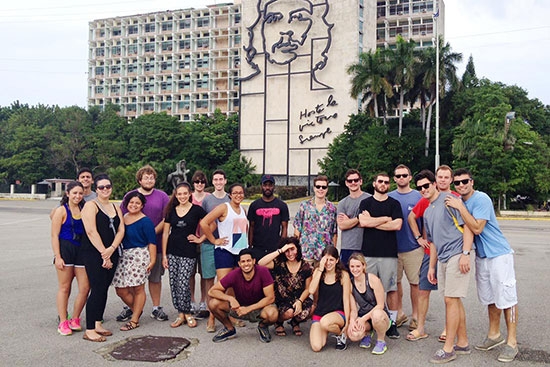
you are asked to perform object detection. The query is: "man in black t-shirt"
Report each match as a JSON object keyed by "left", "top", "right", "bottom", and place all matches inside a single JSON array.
[{"left": 247, "top": 175, "right": 289, "bottom": 261}]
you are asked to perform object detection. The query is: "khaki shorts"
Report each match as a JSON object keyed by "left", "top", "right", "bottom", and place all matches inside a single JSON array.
[
  {"left": 438, "top": 254, "right": 470, "bottom": 298},
  {"left": 228, "top": 304, "right": 276, "bottom": 323},
  {"left": 397, "top": 246, "right": 424, "bottom": 285}
]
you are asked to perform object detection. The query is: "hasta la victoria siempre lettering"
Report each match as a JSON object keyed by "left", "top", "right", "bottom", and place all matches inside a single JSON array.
[{"left": 299, "top": 127, "right": 332, "bottom": 144}]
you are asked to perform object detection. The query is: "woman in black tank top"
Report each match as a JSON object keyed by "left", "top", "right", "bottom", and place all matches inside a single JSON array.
[
  {"left": 347, "top": 253, "right": 391, "bottom": 355},
  {"left": 308, "top": 246, "right": 351, "bottom": 352}
]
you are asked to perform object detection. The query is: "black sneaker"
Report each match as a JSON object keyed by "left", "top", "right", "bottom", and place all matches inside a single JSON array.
[
  {"left": 258, "top": 324, "right": 272, "bottom": 343},
  {"left": 386, "top": 321, "right": 400, "bottom": 339},
  {"left": 195, "top": 302, "right": 210, "bottom": 320},
  {"left": 150, "top": 307, "right": 168, "bottom": 321},
  {"left": 116, "top": 306, "right": 133, "bottom": 322},
  {"left": 335, "top": 333, "right": 347, "bottom": 350},
  {"left": 212, "top": 327, "right": 237, "bottom": 343}
]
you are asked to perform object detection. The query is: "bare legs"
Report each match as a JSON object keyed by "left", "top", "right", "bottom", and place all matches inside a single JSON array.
[{"left": 309, "top": 312, "right": 345, "bottom": 352}]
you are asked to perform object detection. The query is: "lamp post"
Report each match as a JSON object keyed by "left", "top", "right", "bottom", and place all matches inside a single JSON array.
[
  {"left": 501, "top": 111, "right": 516, "bottom": 211},
  {"left": 433, "top": 3, "right": 440, "bottom": 171}
]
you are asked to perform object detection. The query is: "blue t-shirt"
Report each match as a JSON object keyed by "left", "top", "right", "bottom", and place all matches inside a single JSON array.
[
  {"left": 463, "top": 191, "right": 512, "bottom": 258},
  {"left": 388, "top": 189, "right": 422, "bottom": 253},
  {"left": 123, "top": 216, "right": 156, "bottom": 249}
]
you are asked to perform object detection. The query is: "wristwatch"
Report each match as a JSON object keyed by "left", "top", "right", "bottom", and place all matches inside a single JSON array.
[
  {"left": 462, "top": 250, "right": 470, "bottom": 255},
  {"left": 415, "top": 234, "right": 422, "bottom": 240}
]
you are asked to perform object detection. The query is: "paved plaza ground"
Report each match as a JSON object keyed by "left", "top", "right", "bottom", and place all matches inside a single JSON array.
[{"left": 0, "top": 199, "right": 549, "bottom": 366}]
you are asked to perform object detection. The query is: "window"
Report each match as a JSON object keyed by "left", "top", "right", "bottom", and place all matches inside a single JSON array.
[
  {"left": 112, "top": 46, "right": 121, "bottom": 56},
  {"left": 145, "top": 43, "right": 155, "bottom": 53},
  {"left": 96, "top": 48, "right": 105, "bottom": 57},
  {"left": 180, "top": 19, "right": 191, "bottom": 29},
  {"left": 197, "top": 38, "right": 209, "bottom": 48},
  {"left": 111, "top": 85, "right": 120, "bottom": 94},
  {"left": 179, "top": 39, "right": 191, "bottom": 50},
  {"left": 144, "top": 62, "right": 154, "bottom": 72},
  {"left": 197, "top": 55, "right": 209, "bottom": 68},
  {"left": 145, "top": 23, "right": 155, "bottom": 33},
  {"left": 161, "top": 102, "right": 171, "bottom": 110},
  {"left": 113, "top": 27, "right": 121, "bottom": 36},
  {"left": 234, "top": 35, "right": 241, "bottom": 45},
  {"left": 144, "top": 83, "right": 154, "bottom": 92},
  {"left": 128, "top": 44, "right": 138, "bottom": 55},
  {"left": 95, "top": 86, "right": 104, "bottom": 94},
  {"left": 235, "top": 14, "right": 241, "bottom": 24},
  {"left": 95, "top": 67, "right": 104, "bottom": 75},
  {"left": 127, "top": 84, "right": 137, "bottom": 93},
  {"left": 128, "top": 25, "right": 138, "bottom": 35},
  {"left": 161, "top": 62, "right": 172, "bottom": 71},
  {"left": 128, "top": 64, "right": 138, "bottom": 73},
  {"left": 162, "top": 41, "right": 173, "bottom": 51},
  {"left": 144, "top": 103, "right": 154, "bottom": 111},
  {"left": 161, "top": 82, "right": 171, "bottom": 91},
  {"left": 127, "top": 103, "right": 136, "bottom": 112},
  {"left": 111, "top": 65, "right": 120, "bottom": 74},
  {"left": 162, "top": 21, "right": 173, "bottom": 32},
  {"left": 197, "top": 17, "right": 209, "bottom": 28},
  {"left": 196, "top": 100, "right": 208, "bottom": 109}
]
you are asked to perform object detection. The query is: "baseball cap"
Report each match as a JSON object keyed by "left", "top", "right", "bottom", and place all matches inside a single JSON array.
[{"left": 261, "top": 174, "right": 275, "bottom": 184}]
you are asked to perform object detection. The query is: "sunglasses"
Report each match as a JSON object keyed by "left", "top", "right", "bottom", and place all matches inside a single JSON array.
[
  {"left": 395, "top": 174, "right": 409, "bottom": 179},
  {"left": 97, "top": 184, "right": 112, "bottom": 190},
  {"left": 416, "top": 183, "right": 431, "bottom": 191},
  {"left": 315, "top": 185, "right": 328, "bottom": 190},
  {"left": 453, "top": 179, "right": 471, "bottom": 186},
  {"left": 376, "top": 180, "right": 390, "bottom": 185},
  {"left": 346, "top": 178, "right": 360, "bottom": 184},
  {"left": 194, "top": 180, "right": 206, "bottom": 184}
]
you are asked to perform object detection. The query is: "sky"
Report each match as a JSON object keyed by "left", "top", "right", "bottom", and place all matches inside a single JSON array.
[{"left": 1, "top": 0, "right": 549, "bottom": 108}]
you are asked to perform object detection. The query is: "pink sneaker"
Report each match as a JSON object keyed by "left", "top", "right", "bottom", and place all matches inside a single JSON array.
[
  {"left": 68, "top": 318, "right": 82, "bottom": 331},
  {"left": 58, "top": 320, "right": 72, "bottom": 336}
]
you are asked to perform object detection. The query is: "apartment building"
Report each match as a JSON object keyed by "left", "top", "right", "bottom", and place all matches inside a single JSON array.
[{"left": 87, "top": 2, "right": 242, "bottom": 121}]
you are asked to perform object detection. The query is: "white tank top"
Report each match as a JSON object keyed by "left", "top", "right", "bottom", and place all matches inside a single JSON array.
[{"left": 216, "top": 202, "right": 249, "bottom": 255}]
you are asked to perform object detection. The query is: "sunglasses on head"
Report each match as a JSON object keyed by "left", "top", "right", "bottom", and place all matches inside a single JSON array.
[
  {"left": 453, "top": 178, "right": 471, "bottom": 186},
  {"left": 194, "top": 180, "right": 206, "bottom": 184},
  {"left": 346, "top": 178, "right": 360, "bottom": 184},
  {"left": 97, "top": 184, "right": 112, "bottom": 190},
  {"left": 315, "top": 185, "right": 328, "bottom": 190},
  {"left": 376, "top": 179, "right": 390, "bottom": 185},
  {"left": 395, "top": 174, "right": 409, "bottom": 179},
  {"left": 416, "top": 183, "right": 431, "bottom": 191}
]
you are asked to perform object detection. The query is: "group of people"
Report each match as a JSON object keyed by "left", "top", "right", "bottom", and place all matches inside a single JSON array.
[{"left": 51, "top": 164, "right": 519, "bottom": 363}]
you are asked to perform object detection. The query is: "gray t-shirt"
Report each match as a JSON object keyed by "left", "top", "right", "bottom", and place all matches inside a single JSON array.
[
  {"left": 424, "top": 193, "right": 465, "bottom": 263},
  {"left": 202, "top": 192, "right": 230, "bottom": 240},
  {"left": 337, "top": 192, "right": 371, "bottom": 251}
]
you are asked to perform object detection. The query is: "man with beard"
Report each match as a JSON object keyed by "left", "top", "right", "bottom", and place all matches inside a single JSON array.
[
  {"left": 118, "top": 165, "right": 170, "bottom": 322},
  {"left": 358, "top": 172, "right": 403, "bottom": 339},
  {"left": 248, "top": 174, "right": 289, "bottom": 261},
  {"left": 209, "top": 248, "right": 278, "bottom": 343}
]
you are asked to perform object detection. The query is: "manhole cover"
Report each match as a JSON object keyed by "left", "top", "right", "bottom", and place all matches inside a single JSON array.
[{"left": 107, "top": 335, "right": 191, "bottom": 362}]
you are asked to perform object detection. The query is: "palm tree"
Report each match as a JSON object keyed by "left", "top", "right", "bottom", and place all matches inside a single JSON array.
[{"left": 347, "top": 49, "right": 393, "bottom": 120}]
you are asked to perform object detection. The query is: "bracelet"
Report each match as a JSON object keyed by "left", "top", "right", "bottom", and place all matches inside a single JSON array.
[
  {"left": 277, "top": 249, "right": 282, "bottom": 254},
  {"left": 296, "top": 299, "right": 303, "bottom": 304},
  {"left": 316, "top": 268, "right": 323, "bottom": 273}
]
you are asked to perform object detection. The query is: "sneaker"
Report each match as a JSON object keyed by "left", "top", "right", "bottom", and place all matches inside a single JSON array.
[
  {"left": 257, "top": 324, "right": 272, "bottom": 343},
  {"left": 386, "top": 322, "right": 400, "bottom": 339},
  {"left": 334, "top": 333, "right": 347, "bottom": 351},
  {"left": 430, "top": 349, "right": 457, "bottom": 364},
  {"left": 359, "top": 331, "right": 374, "bottom": 349},
  {"left": 116, "top": 306, "right": 133, "bottom": 322},
  {"left": 212, "top": 327, "right": 237, "bottom": 343},
  {"left": 190, "top": 302, "right": 198, "bottom": 314},
  {"left": 454, "top": 344, "right": 471, "bottom": 355},
  {"left": 497, "top": 345, "right": 518, "bottom": 363},
  {"left": 372, "top": 341, "right": 387, "bottom": 355},
  {"left": 68, "top": 318, "right": 82, "bottom": 331},
  {"left": 57, "top": 320, "right": 72, "bottom": 336},
  {"left": 195, "top": 302, "right": 210, "bottom": 320},
  {"left": 150, "top": 307, "right": 168, "bottom": 321},
  {"left": 475, "top": 335, "right": 505, "bottom": 351}
]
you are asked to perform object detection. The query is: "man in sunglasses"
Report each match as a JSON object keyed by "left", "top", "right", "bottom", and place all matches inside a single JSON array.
[
  {"left": 414, "top": 169, "right": 474, "bottom": 364},
  {"left": 118, "top": 165, "right": 170, "bottom": 323},
  {"left": 388, "top": 164, "right": 422, "bottom": 332},
  {"left": 337, "top": 169, "right": 370, "bottom": 269},
  {"left": 444, "top": 168, "right": 519, "bottom": 363},
  {"left": 358, "top": 172, "right": 403, "bottom": 339},
  {"left": 293, "top": 175, "right": 337, "bottom": 265},
  {"left": 248, "top": 174, "right": 290, "bottom": 261}
]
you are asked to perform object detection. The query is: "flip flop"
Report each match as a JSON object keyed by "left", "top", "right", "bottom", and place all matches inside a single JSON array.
[
  {"left": 83, "top": 333, "right": 106, "bottom": 342},
  {"left": 185, "top": 314, "right": 197, "bottom": 328},
  {"left": 406, "top": 330, "right": 429, "bottom": 341},
  {"left": 171, "top": 316, "right": 185, "bottom": 328},
  {"left": 438, "top": 334, "right": 447, "bottom": 343}
]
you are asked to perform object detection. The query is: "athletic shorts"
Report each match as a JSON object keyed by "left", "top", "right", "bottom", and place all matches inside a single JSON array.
[
  {"left": 58, "top": 239, "right": 85, "bottom": 267},
  {"left": 148, "top": 254, "right": 165, "bottom": 283},
  {"left": 214, "top": 247, "right": 238, "bottom": 270},
  {"left": 397, "top": 246, "right": 424, "bottom": 284},
  {"left": 438, "top": 254, "right": 470, "bottom": 298},
  {"left": 419, "top": 253, "right": 438, "bottom": 291},
  {"left": 200, "top": 242, "right": 216, "bottom": 279},
  {"left": 312, "top": 310, "right": 346, "bottom": 323},
  {"left": 365, "top": 257, "right": 398, "bottom": 292},
  {"left": 476, "top": 253, "right": 517, "bottom": 309}
]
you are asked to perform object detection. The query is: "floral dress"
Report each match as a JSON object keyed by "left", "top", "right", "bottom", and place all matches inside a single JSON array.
[{"left": 272, "top": 260, "right": 314, "bottom": 322}]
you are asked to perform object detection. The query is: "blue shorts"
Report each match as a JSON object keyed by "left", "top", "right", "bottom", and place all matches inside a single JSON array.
[
  {"left": 214, "top": 247, "right": 238, "bottom": 270},
  {"left": 419, "top": 253, "right": 438, "bottom": 291},
  {"left": 200, "top": 242, "right": 216, "bottom": 279}
]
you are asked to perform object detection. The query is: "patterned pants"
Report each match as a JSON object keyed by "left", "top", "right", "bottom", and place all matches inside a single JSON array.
[{"left": 168, "top": 254, "right": 196, "bottom": 313}]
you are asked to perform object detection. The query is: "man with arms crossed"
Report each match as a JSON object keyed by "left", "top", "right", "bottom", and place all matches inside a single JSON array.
[
  {"left": 388, "top": 164, "right": 422, "bottom": 331},
  {"left": 415, "top": 170, "right": 473, "bottom": 364},
  {"left": 337, "top": 169, "right": 370, "bottom": 269},
  {"left": 118, "top": 165, "right": 170, "bottom": 322},
  {"left": 248, "top": 174, "right": 289, "bottom": 261},
  {"left": 445, "top": 168, "right": 518, "bottom": 363},
  {"left": 208, "top": 248, "right": 278, "bottom": 343},
  {"left": 358, "top": 172, "right": 403, "bottom": 339}
]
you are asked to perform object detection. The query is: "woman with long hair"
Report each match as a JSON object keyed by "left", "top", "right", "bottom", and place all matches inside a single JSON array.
[
  {"left": 112, "top": 191, "right": 156, "bottom": 331},
  {"left": 309, "top": 245, "right": 351, "bottom": 352},
  {"left": 347, "top": 252, "right": 391, "bottom": 355},
  {"left": 80, "top": 174, "right": 125, "bottom": 342},
  {"left": 51, "top": 181, "right": 89, "bottom": 336},
  {"left": 162, "top": 182, "right": 206, "bottom": 329},
  {"left": 258, "top": 236, "right": 313, "bottom": 336}
]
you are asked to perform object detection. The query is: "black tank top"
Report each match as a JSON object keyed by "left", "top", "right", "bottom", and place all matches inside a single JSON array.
[
  {"left": 81, "top": 202, "right": 120, "bottom": 252},
  {"left": 314, "top": 278, "right": 344, "bottom": 317},
  {"left": 351, "top": 274, "right": 389, "bottom": 317}
]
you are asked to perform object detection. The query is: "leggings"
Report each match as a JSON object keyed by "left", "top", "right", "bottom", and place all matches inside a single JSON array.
[
  {"left": 168, "top": 254, "right": 196, "bottom": 314},
  {"left": 83, "top": 248, "right": 118, "bottom": 330}
]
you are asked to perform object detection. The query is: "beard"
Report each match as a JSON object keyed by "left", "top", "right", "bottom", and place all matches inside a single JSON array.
[
  {"left": 262, "top": 188, "right": 274, "bottom": 198},
  {"left": 374, "top": 185, "right": 388, "bottom": 194}
]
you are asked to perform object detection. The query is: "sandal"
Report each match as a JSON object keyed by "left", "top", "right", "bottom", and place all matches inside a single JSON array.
[
  {"left": 406, "top": 330, "right": 428, "bottom": 341},
  {"left": 275, "top": 323, "right": 286, "bottom": 336},
  {"left": 438, "top": 334, "right": 447, "bottom": 343},
  {"left": 83, "top": 333, "right": 106, "bottom": 342},
  {"left": 120, "top": 320, "right": 140, "bottom": 331},
  {"left": 95, "top": 329, "right": 113, "bottom": 336},
  {"left": 185, "top": 314, "right": 197, "bottom": 328},
  {"left": 289, "top": 319, "right": 303, "bottom": 336},
  {"left": 171, "top": 316, "right": 185, "bottom": 328}
]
